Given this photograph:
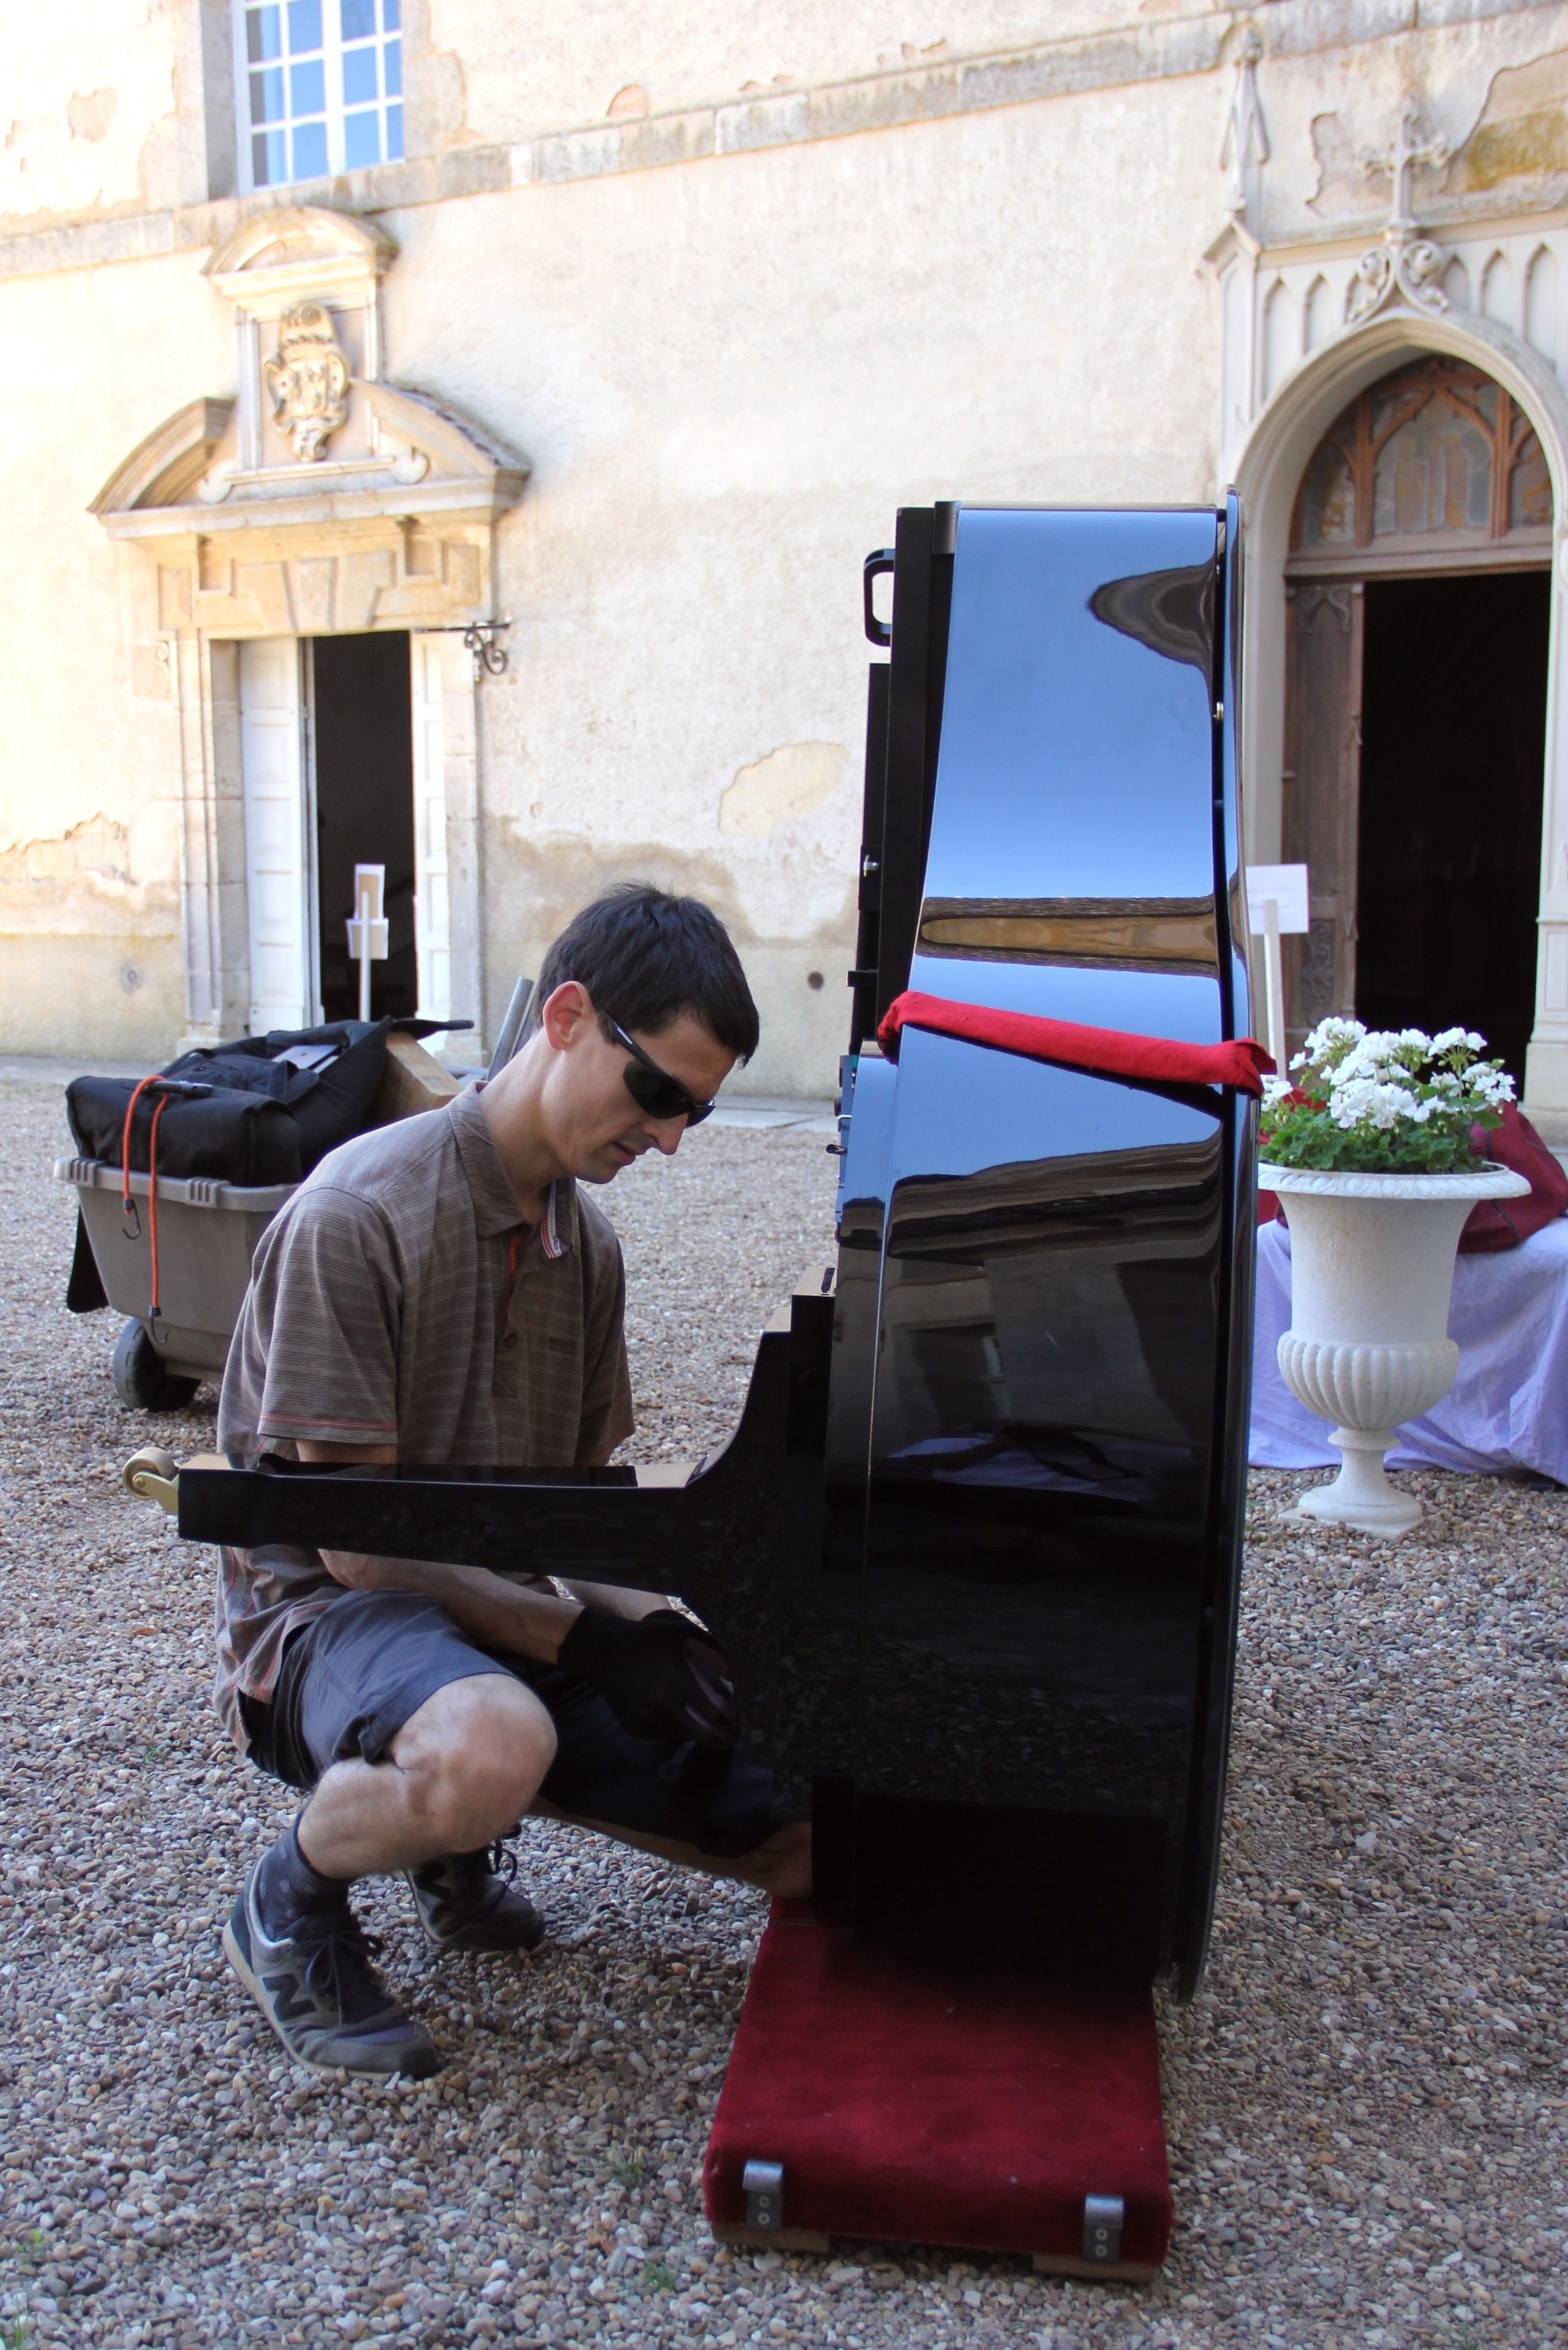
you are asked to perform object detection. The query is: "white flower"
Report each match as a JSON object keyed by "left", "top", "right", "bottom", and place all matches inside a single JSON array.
[
  {"left": 1300, "top": 1016, "right": 1365, "bottom": 1063},
  {"left": 1329, "top": 1045, "right": 1417, "bottom": 1098},
  {"left": 1270, "top": 1011, "right": 1513, "bottom": 1161},
  {"left": 1330, "top": 1031, "right": 1427, "bottom": 1086},
  {"left": 1329, "top": 1078, "right": 1415, "bottom": 1131}
]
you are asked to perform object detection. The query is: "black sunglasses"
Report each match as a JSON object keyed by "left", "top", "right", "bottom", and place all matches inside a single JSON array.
[{"left": 605, "top": 1017, "right": 717, "bottom": 1126}]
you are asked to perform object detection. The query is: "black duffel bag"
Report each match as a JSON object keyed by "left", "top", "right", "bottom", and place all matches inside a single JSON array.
[{"left": 67, "top": 1017, "right": 468, "bottom": 1189}]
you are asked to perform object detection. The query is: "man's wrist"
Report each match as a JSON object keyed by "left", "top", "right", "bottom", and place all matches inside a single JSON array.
[{"left": 527, "top": 1592, "right": 582, "bottom": 1667}]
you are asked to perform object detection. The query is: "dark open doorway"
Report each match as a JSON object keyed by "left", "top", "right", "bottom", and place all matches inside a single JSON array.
[
  {"left": 1356, "top": 571, "right": 1549, "bottom": 1085},
  {"left": 312, "top": 632, "right": 418, "bottom": 1023}
]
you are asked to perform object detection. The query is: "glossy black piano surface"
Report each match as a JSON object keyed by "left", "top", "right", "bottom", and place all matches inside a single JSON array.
[{"left": 182, "top": 502, "right": 1255, "bottom": 1997}]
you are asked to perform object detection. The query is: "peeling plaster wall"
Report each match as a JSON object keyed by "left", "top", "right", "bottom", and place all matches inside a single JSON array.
[
  {"left": 9, "top": 4, "right": 1568, "bottom": 1081},
  {"left": 0, "top": 249, "right": 232, "bottom": 1057},
  {"left": 1253, "top": 11, "right": 1568, "bottom": 233},
  {"left": 4, "top": 2, "right": 180, "bottom": 229},
  {"left": 0, "top": 818, "right": 184, "bottom": 1056},
  {"left": 424, "top": 0, "right": 1175, "bottom": 153},
  {"left": 1448, "top": 47, "right": 1568, "bottom": 198},
  {"left": 379, "top": 77, "right": 1219, "bottom": 1090}
]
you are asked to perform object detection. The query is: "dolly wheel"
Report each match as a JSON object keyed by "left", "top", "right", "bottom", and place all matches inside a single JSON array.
[
  {"left": 111, "top": 1319, "right": 200, "bottom": 1412},
  {"left": 123, "top": 1448, "right": 180, "bottom": 1514}
]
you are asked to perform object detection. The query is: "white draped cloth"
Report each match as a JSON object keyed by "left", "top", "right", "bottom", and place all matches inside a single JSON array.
[{"left": 1248, "top": 1217, "right": 1568, "bottom": 1484}]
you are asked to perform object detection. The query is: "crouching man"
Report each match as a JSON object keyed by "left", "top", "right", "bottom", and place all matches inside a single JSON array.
[{"left": 215, "top": 884, "right": 810, "bottom": 2078}]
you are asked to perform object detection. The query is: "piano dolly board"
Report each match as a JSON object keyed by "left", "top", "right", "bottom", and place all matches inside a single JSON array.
[{"left": 703, "top": 1902, "right": 1171, "bottom": 2281}]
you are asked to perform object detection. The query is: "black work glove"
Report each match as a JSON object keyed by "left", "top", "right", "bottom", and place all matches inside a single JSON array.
[{"left": 556, "top": 1607, "right": 739, "bottom": 1751}]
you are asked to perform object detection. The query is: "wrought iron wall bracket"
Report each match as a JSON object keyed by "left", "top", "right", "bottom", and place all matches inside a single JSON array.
[
  {"left": 416, "top": 618, "right": 513, "bottom": 680},
  {"left": 464, "top": 620, "right": 512, "bottom": 679}
]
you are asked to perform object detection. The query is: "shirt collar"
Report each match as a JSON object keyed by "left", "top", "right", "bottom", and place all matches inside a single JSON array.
[
  {"left": 448, "top": 1084, "right": 578, "bottom": 1254},
  {"left": 541, "top": 1175, "right": 577, "bottom": 1260}
]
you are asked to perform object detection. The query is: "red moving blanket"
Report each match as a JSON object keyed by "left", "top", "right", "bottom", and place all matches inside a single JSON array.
[{"left": 703, "top": 1904, "right": 1172, "bottom": 2274}]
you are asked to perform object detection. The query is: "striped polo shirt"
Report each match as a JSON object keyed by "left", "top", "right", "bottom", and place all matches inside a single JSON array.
[{"left": 213, "top": 1084, "right": 634, "bottom": 1747}]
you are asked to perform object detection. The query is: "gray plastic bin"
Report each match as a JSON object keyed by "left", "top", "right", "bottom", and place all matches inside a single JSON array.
[{"left": 56, "top": 1156, "right": 294, "bottom": 1405}]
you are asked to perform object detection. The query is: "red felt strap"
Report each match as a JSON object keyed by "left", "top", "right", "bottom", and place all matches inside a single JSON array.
[{"left": 878, "top": 989, "right": 1274, "bottom": 1096}]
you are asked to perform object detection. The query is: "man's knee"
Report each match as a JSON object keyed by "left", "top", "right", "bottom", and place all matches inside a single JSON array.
[{"left": 390, "top": 1674, "right": 556, "bottom": 1846}]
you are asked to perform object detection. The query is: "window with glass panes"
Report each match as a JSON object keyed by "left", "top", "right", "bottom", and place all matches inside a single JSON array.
[{"left": 239, "top": 0, "right": 402, "bottom": 189}]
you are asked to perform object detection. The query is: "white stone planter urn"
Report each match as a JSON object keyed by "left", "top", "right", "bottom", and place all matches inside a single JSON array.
[{"left": 1261, "top": 1161, "right": 1531, "bottom": 1536}]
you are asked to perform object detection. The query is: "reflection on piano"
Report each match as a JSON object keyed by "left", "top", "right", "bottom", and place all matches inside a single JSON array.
[{"left": 138, "top": 499, "right": 1256, "bottom": 2002}]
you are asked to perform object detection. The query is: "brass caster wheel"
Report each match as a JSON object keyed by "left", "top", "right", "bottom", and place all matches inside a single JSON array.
[{"left": 123, "top": 1446, "right": 179, "bottom": 1514}]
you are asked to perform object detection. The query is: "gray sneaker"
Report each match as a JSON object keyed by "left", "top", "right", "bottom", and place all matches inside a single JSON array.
[
  {"left": 224, "top": 1861, "right": 440, "bottom": 2078},
  {"left": 407, "top": 1842, "right": 546, "bottom": 1955}
]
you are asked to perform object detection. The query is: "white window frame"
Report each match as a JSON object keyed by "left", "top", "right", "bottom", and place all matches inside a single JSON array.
[{"left": 232, "top": 0, "right": 403, "bottom": 196}]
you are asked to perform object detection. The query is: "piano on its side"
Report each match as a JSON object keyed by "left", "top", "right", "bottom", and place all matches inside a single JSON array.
[{"left": 129, "top": 501, "right": 1258, "bottom": 2276}]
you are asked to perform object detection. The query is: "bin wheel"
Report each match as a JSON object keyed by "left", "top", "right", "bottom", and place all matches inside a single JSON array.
[{"left": 111, "top": 1319, "right": 200, "bottom": 1412}]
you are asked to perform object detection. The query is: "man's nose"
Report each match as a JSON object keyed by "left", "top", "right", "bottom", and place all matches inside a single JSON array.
[{"left": 646, "top": 1114, "right": 688, "bottom": 1157}]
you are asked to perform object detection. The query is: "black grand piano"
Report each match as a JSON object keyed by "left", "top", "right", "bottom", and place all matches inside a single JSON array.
[{"left": 131, "top": 500, "right": 1255, "bottom": 2010}]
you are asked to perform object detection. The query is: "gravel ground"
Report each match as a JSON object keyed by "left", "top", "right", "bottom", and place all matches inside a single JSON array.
[{"left": 0, "top": 1077, "right": 1564, "bottom": 2350}]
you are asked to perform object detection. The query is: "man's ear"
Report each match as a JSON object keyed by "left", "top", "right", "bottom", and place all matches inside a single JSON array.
[{"left": 539, "top": 980, "right": 595, "bottom": 1053}]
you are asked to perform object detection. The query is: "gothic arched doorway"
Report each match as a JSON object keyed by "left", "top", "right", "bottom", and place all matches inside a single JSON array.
[{"left": 1282, "top": 352, "right": 1553, "bottom": 1080}]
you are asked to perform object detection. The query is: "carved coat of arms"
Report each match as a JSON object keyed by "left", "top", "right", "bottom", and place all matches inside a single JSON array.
[{"left": 262, "top": 301, "right": 351, "bottom": 462}]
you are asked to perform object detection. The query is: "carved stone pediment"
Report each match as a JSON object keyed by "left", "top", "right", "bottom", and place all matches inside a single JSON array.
[
  {"left": 203, "top": 205, "right": 395, "bottom": 313},
  {"left": 93, "top": 204, "right": 526, "bottom": 534},
  {"left": 90, "top": 213, "right": 526, "bottom": 641},
  {"left": 92, "top": 375, "right": 527, "bottom": 538},
  {"left": 89, "top": 204, "right": 526, "bottom": 632},
  {"left": 88, "top": 399, "right": 237, "bottom": 517},
  {"left": 91, "top": 387, "right": 523, "bottom": 635},
  {"left": 96, "top": 375, "right": 527, "bottom": 526}
]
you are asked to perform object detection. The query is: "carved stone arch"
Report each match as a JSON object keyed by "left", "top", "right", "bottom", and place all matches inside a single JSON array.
[{"left": 1230, "top": 307, "right": 1568, "bottom": 1112}]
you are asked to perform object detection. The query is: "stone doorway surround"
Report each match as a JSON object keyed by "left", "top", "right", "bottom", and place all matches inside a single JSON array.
[
  {"left": 1208, "top": 139, "right": 1568, "bottom": 1125},
  {"left": 1279, "top": 351, "right": 1549, "bottom": 1068},
  {"left": 89, "top": 204, "right": 527, "bottom": 1050}
]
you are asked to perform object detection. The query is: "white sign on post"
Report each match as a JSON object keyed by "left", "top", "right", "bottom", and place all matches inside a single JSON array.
[
  {"left": 1245, "top": 863, "right": 1311, "bottom": 937},
  {"left": 346, "top": 862, "right": 390, "bottom": 1022},
  {"left": 1243, "top": 862, "right": 1310, "bottom": 1079}
]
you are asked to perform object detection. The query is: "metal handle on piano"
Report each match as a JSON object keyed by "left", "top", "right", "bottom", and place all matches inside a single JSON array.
[
  {"left": 124, "top": 1447, "right": 179, "bottom": 1514},
  {"left": 862, "top": 549, "right": 895, "bottom": 647}
]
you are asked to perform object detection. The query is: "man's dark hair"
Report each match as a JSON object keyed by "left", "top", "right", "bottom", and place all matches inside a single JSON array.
[{"left": 534, "top": 884, "right": 760, "bottom": 1061}]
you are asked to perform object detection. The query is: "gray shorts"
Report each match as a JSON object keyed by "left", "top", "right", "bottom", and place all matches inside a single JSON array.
[{"left": 242, "top": 1588, "right": 782, "bottom": 1861}]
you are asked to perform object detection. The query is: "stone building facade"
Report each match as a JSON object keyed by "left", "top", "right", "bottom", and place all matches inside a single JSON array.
[{"left": 4, "top": 2, "right": 1568, "bottom": 1105}]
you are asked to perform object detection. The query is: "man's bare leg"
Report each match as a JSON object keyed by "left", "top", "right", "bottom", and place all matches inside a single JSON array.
[
  {"left": 228, "top": 1675, "right": 558, "bottom": 2077},
  {"left": 297, "top": 1674, "right": 558, "bottom": 1878}
]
